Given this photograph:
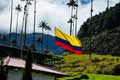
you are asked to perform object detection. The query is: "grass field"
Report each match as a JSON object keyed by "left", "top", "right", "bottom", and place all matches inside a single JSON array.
[
  {"left": 57, "top": 72, "right": 120, "bottom": 80},
  {"left": 88, "top": 73, "right": 120, "bottom": 80},
  {"left": 56, "top": 53, "right": 120, "bottom": 80}
]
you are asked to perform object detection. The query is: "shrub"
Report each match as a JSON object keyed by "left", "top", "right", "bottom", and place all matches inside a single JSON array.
[
  {"left": 92, "top": 57, "right": 100, "bottom": 62},
  {"left": 112, "top": 64, "right": 120, "bottom": 75},
  {"left": 80, "top": 74, "right": 89, "bottom": 80},
  {"left": 96, "top": 69, "right": 102, "bottom": 74},
  {"left": 116, "top": 58, "right": 119, "bottom": 62},
  {"left": 100, "top": 64, "right": 106, "bottom": 68},
  {"left": 101, "top": 58, "right": 106, "bottom": 61},
  {"left": 102, "top": 68, "right": 113, "bottom": 75},
  {"left": 110, "top": 58, "right": 114, "bottom": 61},
  {"left": 96, "top": 68, "right": 113, "bottom": 75},
  {"left": 108, "top": 62, "right": 113, "bottom": 65}
]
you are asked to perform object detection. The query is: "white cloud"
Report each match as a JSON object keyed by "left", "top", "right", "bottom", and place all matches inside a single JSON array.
[
  {"left": 0, "top": 0, "right": 120, "bottom": 35},
  {"left": 0, "top": 0, "right": 10, "bottom": 11}
]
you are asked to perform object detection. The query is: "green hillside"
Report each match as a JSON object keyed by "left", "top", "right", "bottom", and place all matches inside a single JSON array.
[
  {"left": 57, "top": 54, "right": 120, "bottom": 80},
  {"left": 77, "top": 2, "right": 120, "bottom": 55},
  {"left": 57, "top": 2, "right": 120, "bottom": 80},
  {"left": 58, "top": 72, "right": 120, "bottom": 80}
]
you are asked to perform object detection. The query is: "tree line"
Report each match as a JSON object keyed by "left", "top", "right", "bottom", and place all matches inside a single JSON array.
[
  {"left": 8, "top": 0, "right": 52, "bottom": 52},
  {"left": 77, "top": 2, "right": 120, "bottom": 56}
]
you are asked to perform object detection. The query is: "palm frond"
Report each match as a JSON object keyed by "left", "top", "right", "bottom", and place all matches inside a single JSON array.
[{"left": 15, "top": 4, "right": 22, "bottom": 12}]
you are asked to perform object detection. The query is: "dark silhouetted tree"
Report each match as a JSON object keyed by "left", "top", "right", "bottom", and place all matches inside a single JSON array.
[
  {"left": 67, "top": 0, "right": 78, "bottom": 35},
  {"left": 38, "top": 21, "right": 49, "bottom": 51},
  {"left": 22, "top": 48, "right": 33, "bottom": 80},
  {"left": 0, "top": 59, "right": 7, "bottom": 80}
]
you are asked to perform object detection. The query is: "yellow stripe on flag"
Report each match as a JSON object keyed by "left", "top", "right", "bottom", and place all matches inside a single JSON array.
[{"left": 55, "top": 27, "right": 82, "bottom": 47}]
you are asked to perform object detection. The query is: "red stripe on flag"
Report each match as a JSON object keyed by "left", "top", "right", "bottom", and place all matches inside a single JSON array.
[{"left": 56, "top": 41, "right": 82, "bottom": 55}]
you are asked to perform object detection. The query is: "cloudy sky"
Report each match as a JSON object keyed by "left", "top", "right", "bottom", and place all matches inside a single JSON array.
[{"left": 0, "top": 0, "right": 120, "bottom": 35}]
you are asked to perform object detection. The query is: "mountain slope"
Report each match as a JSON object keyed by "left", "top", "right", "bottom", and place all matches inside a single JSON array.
[
  {"left": 77, "top": 2, "right": 120, "bottom": 55},
  {"left": 0, "top": 33, "right": 64, "bottom": 55}
]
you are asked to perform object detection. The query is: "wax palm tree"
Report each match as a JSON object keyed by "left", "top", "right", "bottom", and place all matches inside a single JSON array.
[
  {"left": 67, "top": 0, "right": 78, "bottom": 17},
  {"left": 38, "top": 21, "right": 49, "bottom": 52},
  {"left": 21, "top": 0, "right": 32, "bottom": 48},
  {"left": 89, "top": 0, "right": 93, "bottom": 59},
  {"left": 75, "top": 0, "right": 78, "bottom": 37},
  {"left": 45, "top": 26, "right": 52, "bottom": 51},
  {"left": 67, "top": 0, "right": 78, "bottom": 35},
  {"left": 106, "top": 0, "right": 110, "bottom": 55},
  {"left": 20, "top": 5, "right": 26, "bottom": 48},
  {"left": 15, "top": 4, "right": 22, "bottom": 45}
]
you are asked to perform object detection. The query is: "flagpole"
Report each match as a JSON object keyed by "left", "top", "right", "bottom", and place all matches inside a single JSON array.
[
  {"left": 9, "top": 0, "right": 13, "bottom": 45},
  {"left": 89, "top": 0, "right": 93, "bottom": 59},
  {"left": 106, "top": 0, "right": 109, "bottom": 55}
]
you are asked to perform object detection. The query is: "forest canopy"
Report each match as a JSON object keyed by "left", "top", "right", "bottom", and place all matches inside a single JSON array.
[{"left": 77, "top": 2, "right": 120, "bottom": 56}]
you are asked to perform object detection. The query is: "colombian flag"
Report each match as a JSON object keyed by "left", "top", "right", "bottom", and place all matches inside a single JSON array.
[{"left": 55, "top": 27, "right": 82, "bottom": 55}]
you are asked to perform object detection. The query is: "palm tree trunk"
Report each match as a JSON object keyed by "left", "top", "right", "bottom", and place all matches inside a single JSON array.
[
  {"left": 15, "top": 11, "right": 19, "bottom": 45},
  {"left": 24, "top": 2, "right": 29, "bottom": 48},
  {"left": 42, "top": 28, "right": 44, "bottom": 52},
  {"left": 72, "top": 17, "right": 75, "bottom": 36},
  {"left": 20, "top": 10, "right": 25, "bottom": 48},
  {"left": 9, "top": 0, "right": 13, "bottom": 45},
  {"left": 24, "top": 11, "right": 28, "bottom": 47},
  {"left": 89, "top": 0, "right": 93, "bottom": 60},
  {"left": 107, "top": 0, "right": 109, "bottom": 55},
  {"left": 33, "top": 0, "right": 36, "bottom": 45},
  {"left": 70, "top": 6, "right": 74, "bottom": 35},
  {"left": 46, "top": 30, "right": 49, "bottom": 51},
  {"left": 70, "top": 20, "right": 72, "bottom": 35},
  {"left": 20, "top": 10, "right": 26, "bottom": 58},
  {"left": 75, "top": 0, "right": 78, "bottom": 37}
]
